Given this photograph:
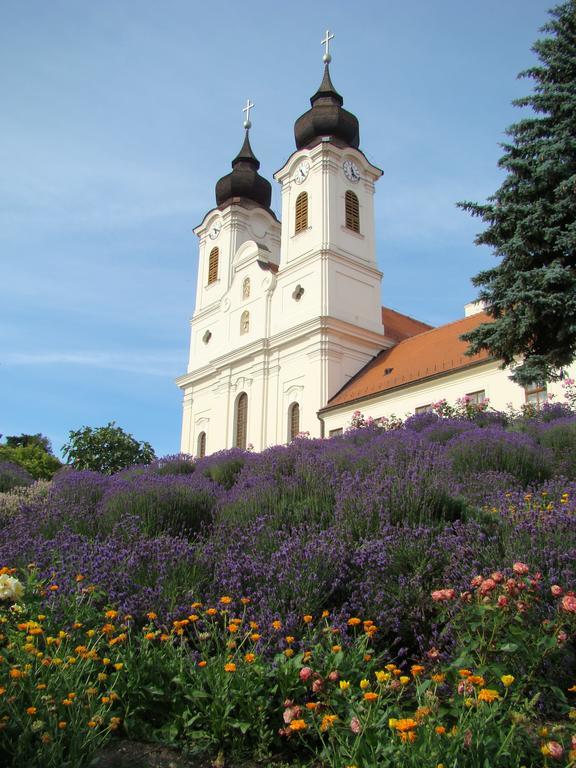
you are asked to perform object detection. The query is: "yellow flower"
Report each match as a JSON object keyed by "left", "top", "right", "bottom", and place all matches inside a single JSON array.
[
  {"left": 285, "top": 636, "right": 295, "bottom": 644},
  {"left": 26, "top": 706, "right": 37, "bottom": 715},
  {"left": 289, "top": 719, "right": 307, "bottom": 731},
  {"left": 478, "top": 688, "right": 500, "bottom": 703},
  {"left": 332, "top": 645, "right": 342, "bottom": 653},
  {"left": 58, "top": 721, "right": 67, "bottom": 730},
  {"left": 284, "top": 649, "right": 295, "bottom": 658},
  {"left": 339, "top": 680, "right": 351, "bottom": 690},
  {"left": 501, "top": 675, "right": 515, "bottom": 687},
  {"left": 219, "top": 596, "right": 232, "bottom": 605},
  {"left": 250, "top": 633, "right": 261, "bottom": 641},
  {"left": 146, "top": 612, "right": 157, "bottom": 620},
  {"left": 375, "top": 670, "right": 390, "bottom": 684},
  {"left": 244, "top": 653, "right": 256, "bottom": 664},
  {"left": 431, "top": 673, "right": 445, "bottom": 683},
  {"left": 271, "top": 620, "right": 282, "bottom": 630},
  {"left": 87, "top": 720, "right": 97, "bottom": 728},
  {"left": 399, "top": 676, "right": 410, "bottom": 685},
  {"left": 360, "top": 678, "right": 370, "bottom": 689},
  {"left": 224, "top": 662, "right": 236, "bottom": 673},
  {"left": 104, "top": 610, "right": 118, "bottom": 619},
  {"left": 114, "top": 663, "right": 123, "bottom": 671},
  {"left": 303, "top": 614, "right": 313, "bottom": 624}
]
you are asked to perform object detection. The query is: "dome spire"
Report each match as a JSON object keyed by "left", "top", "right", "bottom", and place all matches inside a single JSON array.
[
  {"left": 215, "top": 99, "right": 272, "bottom": 210},
  {"left": 294, "top": 31, "right": 360, "bottom": 151}
]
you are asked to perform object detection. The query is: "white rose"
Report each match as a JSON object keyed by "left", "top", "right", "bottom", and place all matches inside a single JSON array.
[{"left": 0, "top": 574, "right": 25, "bottom": 601}]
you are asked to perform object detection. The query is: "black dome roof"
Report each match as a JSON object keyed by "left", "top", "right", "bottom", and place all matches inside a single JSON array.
[
  {"left": 215, "top": 131, "right": 272, "bottom": 210},
  {"left": 294, "top": 63, "right": 360, "bottom": 151}
]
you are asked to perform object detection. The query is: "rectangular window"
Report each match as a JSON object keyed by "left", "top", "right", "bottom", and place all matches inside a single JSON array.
[
  {"left": 415, "top": 404, "right": 432, "bottom": 415},
  {"left": 525, "top": 384, "right": 547, "bottom": 409},
  {"left": 465, "top": 389, "right": 486, "bottom": 405},
  {"left": 329, "top": 428, "right": 343, "bottom": 437}
]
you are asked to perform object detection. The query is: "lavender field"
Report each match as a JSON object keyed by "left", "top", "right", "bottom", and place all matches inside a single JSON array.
[{"left": 1, "top": 404, "right": 576, "bottom": 766}]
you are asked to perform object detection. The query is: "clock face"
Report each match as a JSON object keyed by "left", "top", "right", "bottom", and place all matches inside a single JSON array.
[
  {"left": 208, "top": 222, "right": 221, "bottom": 240},
  {"left": 294, "top": 160, "right": 310, "bottom": 184},
  {"left": 343, "top": 160, "right": 361, "bottom": 183}
]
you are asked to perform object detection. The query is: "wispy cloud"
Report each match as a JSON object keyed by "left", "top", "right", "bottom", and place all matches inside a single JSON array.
[{"left": 3, "top": 350, "right": 185, "bottom": 377}]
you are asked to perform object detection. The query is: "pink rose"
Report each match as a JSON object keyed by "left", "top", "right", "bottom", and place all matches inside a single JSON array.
[
  {"left": 299, "top": 667, "right": 313, "bottom": 683},
  {"left": 557, "top": 630, "right": 568, "bottom": 644},
  {"left": 497, "top": 595, "right": 508, "bottom": 608},
  {"left": 478, "top": 578, "right": 496, "bottom": 595},
  {"left": 512, "top": 562, "right": 529, "bottom": 575},
  {"left": 327, "top": 670, "right": 339, "bottom": 683},
  {"left": 545, "top": 741, "right": 564, "bottom": 760},
  {"left": 350, "top": 716, "right": 361, "bottom": 734},
  {"left": 471, "top": 575, "right": 483, "bottom": 588},
  {"left": 490, "top": 571, "right": 504, "bottom": 583},
  {"left": 431, "top": 588, "right": 456, "bottom": 602},
  {"left": 561, "top": 594, "right": 576, "bottom": 613},
  {"left": 312, "top": 677, "right": 324, "bottom": 694},
  {"left": 551, "top": 585, "right": 563, "bottom": 597}
]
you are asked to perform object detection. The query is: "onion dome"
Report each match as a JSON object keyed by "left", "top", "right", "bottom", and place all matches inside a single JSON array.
[
  {"left": 294, "top": 63, "right": 360, "bottom": 151},
  {"left": 215, "top": 130, "right": 272, "bottom": 210}
]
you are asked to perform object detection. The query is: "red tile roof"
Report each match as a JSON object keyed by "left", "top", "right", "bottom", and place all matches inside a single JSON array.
[
  {"left": 381, "top": 306, "right": 433, "bottom": 342},
  {"left": 324, "top": 311, "right": 493, "bottom": 410}
]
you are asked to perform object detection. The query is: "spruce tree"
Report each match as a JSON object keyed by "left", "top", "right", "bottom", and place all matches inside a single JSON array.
[{"left": 459, "top": 1, "right": 576, "bottom": 386}]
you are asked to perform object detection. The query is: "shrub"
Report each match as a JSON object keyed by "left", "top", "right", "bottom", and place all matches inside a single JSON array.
[
  {"left": 447, "top": 427, "right": 551, "bottom": 486},
  {"left": 0, "top": 460, "right": 33, "bottom": 493},
  {"left": 62, "top": 421, "right": 155, "bottom": 475},
  {"left": 100, "top": 475, "right": 215, "bottom": 538},
  {"left": 537, "top": 419, "right": 576, "bottom": 478}
]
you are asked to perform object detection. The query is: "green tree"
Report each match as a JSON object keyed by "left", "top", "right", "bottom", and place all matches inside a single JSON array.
[
  {"left": 459, "top": 1, "right": 576, "bottom": 386},
  {"left": 62, "top": 421, "right": 156, "bottom": 475},
  {"left": 0, "top": 433, "right": 61, "bottom": 480}
]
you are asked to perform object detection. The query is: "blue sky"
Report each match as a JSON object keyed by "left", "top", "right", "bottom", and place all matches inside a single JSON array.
[{"left": 1, "top": 0, "right": 553, "bottom": 458}]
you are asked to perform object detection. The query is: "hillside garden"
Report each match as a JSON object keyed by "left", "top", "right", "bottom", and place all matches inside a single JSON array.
[{"left": 1, "top": 391, "right": 576, "bottom": 766}]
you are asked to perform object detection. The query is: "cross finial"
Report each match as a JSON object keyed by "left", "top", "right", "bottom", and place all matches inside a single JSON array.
[
  {"left": 321, "top": 29, "right": 334, "bottom": 63},
  {"left": 242, "top": 98, "right": 254, "bottom": 130}
]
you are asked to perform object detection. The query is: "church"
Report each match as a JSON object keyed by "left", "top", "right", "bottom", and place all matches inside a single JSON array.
[{"left": 176, "top": 37, "right": 573, "bottom": 457}]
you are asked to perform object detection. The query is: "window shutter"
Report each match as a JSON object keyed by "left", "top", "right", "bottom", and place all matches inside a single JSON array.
[
  {"left": 345, "top": 191, "right": 360, "bottom": 232},
  {"left": 208, "top": 248, "right": 219, "bottom": 284},
  {"left": 295, "top": 192, "right": 308, "bottom": 233}
]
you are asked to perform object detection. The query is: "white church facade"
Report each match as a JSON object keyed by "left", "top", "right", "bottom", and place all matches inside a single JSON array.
[{"left": 176, "top": 44, "right": 574, "bottom": 457}]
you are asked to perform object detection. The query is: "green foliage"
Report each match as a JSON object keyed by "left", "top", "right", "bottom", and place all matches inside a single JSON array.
[
  {"left": 0, "top": 433, "right": 61, "bottom": 481},
  {"left": 2, "top": 568, "right": 574, "bottom": 768},
  {"left": 204, "top": 458, "right": 245, "bottom": 489},
  {"left": 0, "top": 444, "right": 61, "bottom": 481},
  {"left": 62, "top": 422, "right": 155, "bottom": 475},
  {"left": 459, "top": 1, "right": 576, "bottom": 386}
]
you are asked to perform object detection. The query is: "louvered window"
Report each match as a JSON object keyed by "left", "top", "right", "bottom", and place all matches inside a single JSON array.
[
  {"left": 235, "top": 393, "right": 248, "bottom": 449},
  {"left": 345, "top": 190, "right": 360, "bottom": 232},
  {"left": 197, "top": 431, "right": 206, "bottom": 458},
  {"left": 289, "top": 403, "right": 300, "bottom": 441},
  {"left": 207, "top": 247, "right": 219, "bottom": 284},
  {"left": 295, "top": 192, "right": 308, "bottom": 233}
]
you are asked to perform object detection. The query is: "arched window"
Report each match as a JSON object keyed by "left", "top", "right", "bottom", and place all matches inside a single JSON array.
[
  {"left": 240, "top": 310, "right": 250, "bottom": 335},
  {"left": 197, "top": 431, "right": 206, "bottom": 458},
  {"left": 295, "top": 192, "right": 308, "bottom": 233},
  {"left": 242, "top": 277, "right": 250, "bottom": 300},
  {"left": 289, "top": 402, "right": 300, "bottom": 441},
  {"left": 345, "top": 190, "right": 360, "bottom": 233},
  {"left": 235, "top": 393, "right": 248, "bottom": 449},
  {"left": 207, "top": 247, "right": 219, "bottom": 285}
]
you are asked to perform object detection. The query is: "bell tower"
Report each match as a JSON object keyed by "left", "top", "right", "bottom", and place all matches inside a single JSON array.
[{"left": 272, "top": 33, "right": 385, "bottom": 338}]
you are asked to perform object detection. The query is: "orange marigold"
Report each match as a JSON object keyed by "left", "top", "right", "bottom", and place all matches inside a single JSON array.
[{"left": 478, "top": 688, "right": 500, "bottom": 703}]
